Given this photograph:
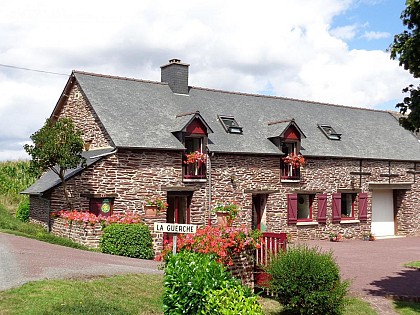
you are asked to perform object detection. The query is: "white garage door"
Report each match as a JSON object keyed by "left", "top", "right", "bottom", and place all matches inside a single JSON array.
[{"left": 371, "top": 190, "right": 395, "bottom": 237}]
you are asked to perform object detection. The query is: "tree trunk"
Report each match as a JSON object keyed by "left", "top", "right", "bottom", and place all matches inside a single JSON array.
[{"left": 59, "top": 169, "right": 72, "bottom": 209}]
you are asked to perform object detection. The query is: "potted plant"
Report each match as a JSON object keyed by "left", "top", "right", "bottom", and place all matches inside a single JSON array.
[
  {"left": 212, "top": 202, "right": 239, "bottom": 226},
  {"left": 144, "top": 196, "right": 168, "bottom": 217},
  {"left": 282, "top": 153, "right": 305, "bottom": 168},
  {"left": 184, "top": 151, "right": 207, "bottom": 177},
  {"left": 329, "top": 232, "right": 343, "bottom": 242}
]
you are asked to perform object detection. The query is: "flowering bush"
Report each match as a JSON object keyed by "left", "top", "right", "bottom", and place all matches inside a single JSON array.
[
  {"left": 145, "top": 196, "right": 168, "bottom": 210},
  {"left": 212, "top": 202, "right": 240, "bottom": 224},
  {"left": 157, "top": 225, "right": 262, "bottom": 266},
  {"left": 184, "top": 151, "right": 206, "bottom": 165},
  {"left": 50, "top": 210, "right": 143, "bottom": 227},
  {"left": 282, "top": 153, "right": 305, "bottom": 168}
]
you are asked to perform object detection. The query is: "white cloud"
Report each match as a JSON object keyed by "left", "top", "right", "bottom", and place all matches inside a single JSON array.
[
  {"left": 330, "top": 25, "right": 358, "bottom": 40},
  {"left": 361, "top": 30, "right": 391, "bottom": 40},
  {"left": 0, "top": 0, "right": 415, "bottom": 160}
]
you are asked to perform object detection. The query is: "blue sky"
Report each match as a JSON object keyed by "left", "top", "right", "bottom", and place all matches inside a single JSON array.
[
  {"left": 0, "top": 0, "right": 416, "bottom": 160},
  {"left": 334, "top": 0, "right": 406, "bottom": 51}
]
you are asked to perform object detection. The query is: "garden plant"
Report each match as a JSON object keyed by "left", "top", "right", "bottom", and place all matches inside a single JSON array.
[{"left": 267, "top": 244, "right": 349, "bottom": 315}]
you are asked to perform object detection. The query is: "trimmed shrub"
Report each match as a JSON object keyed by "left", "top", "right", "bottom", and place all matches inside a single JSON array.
[
  {"left": 16, "top": 198, "right": 30, "bottom": 222},
  {"left": 100, "top": 223, "right": 154, "bottom": 259},
  {"left": 163, "top": 251, "right": 240, "bottom": 314},
  {"left": 266, "top": 245, "right": 349, "bottom": 315},
  {"left": 204, "top": 285, "right": 264, "bottom": 315}
]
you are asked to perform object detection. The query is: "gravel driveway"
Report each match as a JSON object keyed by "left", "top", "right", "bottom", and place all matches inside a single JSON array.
[
  {"left": 0, "top": 232, "right": 162, "bottom": 291},
  {"left": 303, "top": 236, "right": 420, "bottom": 315}
]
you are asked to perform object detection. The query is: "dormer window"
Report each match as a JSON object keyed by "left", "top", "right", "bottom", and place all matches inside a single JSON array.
[
  {"left": 267, "top": 119, "right": 306, "bottom": 182},
  {"left": 318, "top": 124, "right": 341, "bottom": 140},
  {"left": 218, "top": 115, "right": 243, "bottom": 134},
  {"left": 172, "top": 112, "right": 212, "bottom": 182}
]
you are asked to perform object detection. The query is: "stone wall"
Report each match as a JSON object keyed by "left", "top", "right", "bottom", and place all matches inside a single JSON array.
[
  {"left": 227, "top": 251, "right": 255, "bottom": 288},
  {"left": 39, "top": 149, "right": 420, "bottom": 252},
  {"left": 29, "top": 195, "right": 50, "bottom": 230},
  {"left": 50, "top": 217, "right": 103, "bottom": 248},
  {"left": 57, "top": 83, "right": 113, "bottom": 149}
]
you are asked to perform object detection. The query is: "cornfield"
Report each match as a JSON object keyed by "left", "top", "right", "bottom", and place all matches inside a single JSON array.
[{"left": 0, "top": 160, "right": 37, "bottom": 212}]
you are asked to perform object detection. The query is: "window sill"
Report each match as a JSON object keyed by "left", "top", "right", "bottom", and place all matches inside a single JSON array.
[
  {"left": 281, "top": 179, "right": 301, "bottom": 183},
  {"left": 183, "top": 179, "right": 207, "bottom": 183},
  {"left": 340, "top": 219, "right": 360, "bottom": 224},
  {"left": 296, "top": 221, "right": 318, "bottom": 226}
]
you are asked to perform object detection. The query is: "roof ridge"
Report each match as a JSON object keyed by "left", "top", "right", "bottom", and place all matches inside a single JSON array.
[
  {"left": 73, "top": 70, "right": 390, "bottom": 114},
  {"left": 189, "top": 85, "right": 388, "bottom": 114},
  {"left": 72, "top": 70, "right": 168, "bottom": 86}
]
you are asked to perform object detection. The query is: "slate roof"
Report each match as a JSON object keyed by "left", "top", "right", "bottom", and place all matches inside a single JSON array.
[
  {"left": 22, "top": 148, "right": 116, "bottom": 195},
  {"left": 69, "top": 71, "right": 420, "bottom": 161}
]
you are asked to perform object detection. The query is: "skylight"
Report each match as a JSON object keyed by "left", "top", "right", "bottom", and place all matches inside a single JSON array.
[
  {"left": 218, "top": 115, "right": 243, "bottom": 134},
  {"left": 318, "top": 124, "right": 341, "bottom": 140}
]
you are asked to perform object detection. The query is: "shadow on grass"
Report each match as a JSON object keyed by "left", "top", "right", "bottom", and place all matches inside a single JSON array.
[
  {"left": 366, "top": 269, "right": 420, "bottom": 300},
  {"left": 394, "top": 300, "right": 420, "bottom": 314}
]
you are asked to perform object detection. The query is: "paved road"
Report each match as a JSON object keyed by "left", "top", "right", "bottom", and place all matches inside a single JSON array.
[{"left": 0, "top": 232, "right": 162, "bottom": 291}]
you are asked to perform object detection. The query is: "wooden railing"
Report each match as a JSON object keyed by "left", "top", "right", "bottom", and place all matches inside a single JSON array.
[{"left": 255, "top": 232, "right": 288, "bottom": 288}]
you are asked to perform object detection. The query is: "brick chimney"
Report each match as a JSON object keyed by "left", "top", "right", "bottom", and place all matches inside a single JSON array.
[{"left": 161, "top": 59, "right": 190, "bottom": 95}]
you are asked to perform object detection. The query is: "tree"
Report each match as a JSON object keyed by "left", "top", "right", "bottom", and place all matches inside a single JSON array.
[
  {"left": 24, "top": 118, "right": 86, "bottom": 207},
  {"left": 389, "top": 0, "right": 420, "bottom": 132}
]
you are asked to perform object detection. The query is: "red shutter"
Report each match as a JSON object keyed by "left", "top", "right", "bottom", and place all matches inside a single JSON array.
[
  {"left": 317, "top": 194, "right": 327, "bottom": 223},
  {"left": 287, "top": 194, "right": 298, "bottom": 224},
  {"left": 332, "top": 193, "right": 342, "bottom": 223},
  {"left": 358, "top": 193, "right": 368, "bottom": 221}
]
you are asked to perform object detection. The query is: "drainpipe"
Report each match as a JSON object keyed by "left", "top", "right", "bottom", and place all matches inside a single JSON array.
[{"left": 207, "top": 148, "right": 212, "bottom": 226}]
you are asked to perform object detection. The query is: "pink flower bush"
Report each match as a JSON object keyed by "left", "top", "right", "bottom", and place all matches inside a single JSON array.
[
  {"left": 157, "top": 225, "right": 262, "bottom": 266},
  {"left": 50, "top": 210, "right": 143, "bottom": 227}
]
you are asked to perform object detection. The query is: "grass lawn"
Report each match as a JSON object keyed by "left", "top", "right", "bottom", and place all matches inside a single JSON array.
[
  {"left": 0, "top": 273, "right": 380, "bottom": 315},
  {"left": 0, "top": 274, "right": 164, "bottom": 315}
]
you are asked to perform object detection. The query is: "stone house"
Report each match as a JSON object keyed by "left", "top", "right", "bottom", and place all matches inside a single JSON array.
[{"left": 23, "top": 59, "right": 420, "bottom": 251}]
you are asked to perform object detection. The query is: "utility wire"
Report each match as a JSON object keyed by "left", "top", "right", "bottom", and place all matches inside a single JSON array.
[{"left": 0, "top": 63, "right": 69, "bottom": 76}]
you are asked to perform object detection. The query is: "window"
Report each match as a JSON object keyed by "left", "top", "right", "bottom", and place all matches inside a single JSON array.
[
  {"left": 89, "top": 198, "right": 113, "bottom": 217},
  {"left": 341, "top": 193, "right": 355, "bottom": 218},
  {"left": 318, "top": 124, "right": 341, "bottom": 140},
  {"left": 183, "top": 136, "right": 206, "bottom": 180},
  {"left": 297, "top": 194, "right": 313, "bottom": 221},
  {"left": 218, "top": 115, "right": 243, "bottom": 134},
  {"left": 281, "top": 141, "right": 301, "bottom": 180}
]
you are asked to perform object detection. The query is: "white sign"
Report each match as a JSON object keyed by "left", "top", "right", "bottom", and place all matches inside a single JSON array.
[{"left": 154, "top": 222, "right": 197, "bottom": 234}]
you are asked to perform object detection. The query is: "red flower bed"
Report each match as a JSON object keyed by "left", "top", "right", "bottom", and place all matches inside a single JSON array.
[
  {"left": 157, "top": 225, "right": 262, "bottom": 266},
  {"left": 50, "top": 210, "right": 143, "bottom": 227}
]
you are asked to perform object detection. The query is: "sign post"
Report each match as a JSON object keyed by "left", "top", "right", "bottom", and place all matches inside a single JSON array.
[{"left": 154, "top": 223, "right": 197, "bottom": 255}]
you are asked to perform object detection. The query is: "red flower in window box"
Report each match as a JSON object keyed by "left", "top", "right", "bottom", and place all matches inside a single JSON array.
[
  {"left": 184, "top": 151, "right": 206, "bottom": 165},
  {"left": 282, "top": 153, "right": 305, "bottom": 168}
]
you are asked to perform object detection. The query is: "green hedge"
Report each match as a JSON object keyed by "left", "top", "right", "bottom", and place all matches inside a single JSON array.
[
  {"left": 163, "top": 251, "right": 262, "bottom": 314},
  {"left": 100, "top": 223, "right": 154, "bottom": 259},
  {"left": 267, "top": 245, "right": 349, "bottom": 315}
]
